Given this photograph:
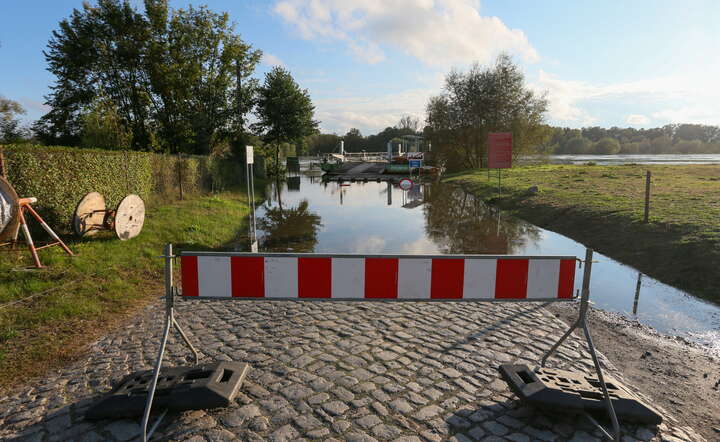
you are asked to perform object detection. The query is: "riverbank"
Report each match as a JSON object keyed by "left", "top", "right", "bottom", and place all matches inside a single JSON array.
[
  {"left": 446, "top": 164, "right": 720, "bottom": 304},
  {"left": 550, "top": 303, "right": 720, "bottom": 440},
  {"left": 0, "top": 191, "right": 255, "bottom": 392}
]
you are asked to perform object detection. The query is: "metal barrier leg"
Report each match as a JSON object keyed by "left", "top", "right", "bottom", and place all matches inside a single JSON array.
[
  {"left": 541, "top": 250, "right": 591, "bottom": 367},
  {"left": 540, "top": 318, "right": 579, "bottom": 367},
  {"left": 582, "top": 319, "right": 621, "bottom": 441},
  {"left": 140, "top": 306, "right": 172, "bottom": 442},
  {"left": 172, "top": 314, "right": 200, "bottom": 365},
  {"left": 539, "top": 249, "right": 620, "bottom": 441},
  {"left": 140, "top": 244, "right": 175, "bottom": 442}
]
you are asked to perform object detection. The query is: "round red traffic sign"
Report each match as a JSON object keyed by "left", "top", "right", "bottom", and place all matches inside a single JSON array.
[{"left": 399, "top": 178, "right": 414, "bottom": 190}]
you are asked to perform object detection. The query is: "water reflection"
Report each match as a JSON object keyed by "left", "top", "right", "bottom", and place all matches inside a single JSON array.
[
  {"left": 424, "top": 183, "right": 541, "bottom": 254},
  {"left": 245, "top": 174, "right": 720, "bottom": 351},
  {"left": 257, "top": 180, "right": 323, "bottom": 252},
  {"left": 632, "top": 273, "right": 642, "bottom": 316}
]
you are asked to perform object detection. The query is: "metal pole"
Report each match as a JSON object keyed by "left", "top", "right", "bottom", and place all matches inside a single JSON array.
[
  {"left": 541, "top": 249, "right": 592, "bottom": 366},
  {"left": 498, "top": 169, "right": 501, "bottom": 193},
  {"left": 23, "top": 203, "right": 73, "bottom": 256},
  {"left": 18, "top": 206, "right": 42, "bottom": 268},
  {"left": 577, "top": 248, "right": 593, "bottom": 321},
  {"left": 560, "top": 248, "right": 620, "bottom": 441},
  {"left": 141, "top": 244, "right": 174, "bottom": 442},
  {"left": 582, "top": 320, "right": 621, "bottom": 441},
  {"left": 643, "top": 171, "right": 651, "bottom": 223}
]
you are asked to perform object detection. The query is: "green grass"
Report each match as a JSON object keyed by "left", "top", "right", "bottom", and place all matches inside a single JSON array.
[
  {"left": 0, "top": 190, "right": 257, "bottom": 391},
  {"left": 447, "top": 164, "right": 720, "bottom": 302}
]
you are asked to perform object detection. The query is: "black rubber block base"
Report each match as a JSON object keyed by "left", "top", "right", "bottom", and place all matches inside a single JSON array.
[
  {"left": 86, "top": 361, "right": 249, "bottom": 420},
  {"left": 499, "top": 364, "right": 662, "bottom": 424}
]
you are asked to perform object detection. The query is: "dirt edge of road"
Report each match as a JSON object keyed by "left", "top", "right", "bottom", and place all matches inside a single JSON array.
[{"left": 548, "top": 303, "right": 720, "bottom": 441}]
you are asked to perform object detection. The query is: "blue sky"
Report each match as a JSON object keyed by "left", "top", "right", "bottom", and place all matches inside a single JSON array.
[{"left": 1, "top": 0, "right": 718, "bottom": 135}]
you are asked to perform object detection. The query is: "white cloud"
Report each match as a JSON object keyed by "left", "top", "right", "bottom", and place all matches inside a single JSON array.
[
  {"left": 314, "top": 87, "right": 432, "bottom": 134},
  {"left": 532, "top": 70, "right": 720, "bottom": 126},
  {"left": 651, "top": 107, "right": 719, "bottom": 125},
  {"left": 626, "top": 114, "right": 650, "bottom": 125},
  {"left": 273, "top": 0, "right": 538, "bottom": 67},
  {"left": 262, "top": 53, "right": 285, "bottom": 67}
]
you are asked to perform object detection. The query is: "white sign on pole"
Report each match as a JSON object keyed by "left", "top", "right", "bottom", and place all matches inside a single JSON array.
[{"left": 246, "top": 145, "right": 254, "bottom": 164}]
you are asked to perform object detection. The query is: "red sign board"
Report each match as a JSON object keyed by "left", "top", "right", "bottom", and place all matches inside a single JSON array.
[{"left": 488, "top": 133, "right": 512, "bottom": 169}]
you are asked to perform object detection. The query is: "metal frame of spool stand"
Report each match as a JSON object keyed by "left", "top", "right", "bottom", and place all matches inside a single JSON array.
[
  {"left": 138, "top": 245, "right": 620, "bottom": 441},
  {"left": 0, "top": 197, "right": 74, "bottom": 268}
]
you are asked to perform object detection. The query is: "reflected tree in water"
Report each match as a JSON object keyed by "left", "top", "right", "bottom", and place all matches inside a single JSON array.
[
  {"left": 257, "top": 198, "right": 323, "bottom": 252},
  {"left": 424, "top": 183, "right": 541, "bottom": 254}
]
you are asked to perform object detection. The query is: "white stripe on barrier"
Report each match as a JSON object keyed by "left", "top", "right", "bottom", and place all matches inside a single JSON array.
[
  {"left": 463, "top": 259, "right": 497, "bottom": 299},
  {"left": 527, "top": 259, "right": 560, "bottom": 299},
  {"left": 198, "top": 256, "right": 231, "bottom": 298},
  {"left": 265, "top": 257, "right": 298, "bottom": 298},
  {"left": 332, "top": 258, "right": 365, "bottom": 299},
  {"left": 398, "top": 258, "right": 431, "bottom": 299}
]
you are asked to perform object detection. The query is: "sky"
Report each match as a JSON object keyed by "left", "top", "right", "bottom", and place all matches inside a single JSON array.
[{"left": 1, "top": 0, "right": 719, "bottom": 135}]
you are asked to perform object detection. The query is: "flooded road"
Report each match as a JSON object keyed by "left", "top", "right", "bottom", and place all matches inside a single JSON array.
[{"left": 242, "top": 173, "right": 720, "bottom": 352}]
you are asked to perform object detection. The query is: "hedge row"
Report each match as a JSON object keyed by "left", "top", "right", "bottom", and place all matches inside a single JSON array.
[{"left": 2, "top": 144, "right": 244, "bottom": 230}]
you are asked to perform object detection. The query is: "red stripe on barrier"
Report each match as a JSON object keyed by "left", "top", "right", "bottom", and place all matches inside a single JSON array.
[
  {"left": 557, "top": 259, "right": 576, "bottom": 299},
  {"left": 298, "top": 257, "right": 332, "bottom": 298},
  {"left": 231, "top": 257, "right": 265, "bottom": 297},
  {"left": 431, "top": 259, "right": 464, "bottom": 299},
  {"left": 495, "top": 259, "right": 528, "bottom": 298},
  {"left": 181, "top": 256, "right": 199, "bottom": 297},
  {"left": 364, "top": 258, "right": 398, "bottom": 298}
]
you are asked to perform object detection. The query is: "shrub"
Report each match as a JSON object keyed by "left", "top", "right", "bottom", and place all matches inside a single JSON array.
[{"left": 2, "top": 144, "right": 244, "bottom": 230}]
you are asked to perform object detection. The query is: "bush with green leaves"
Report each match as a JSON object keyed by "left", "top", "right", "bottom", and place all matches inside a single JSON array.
[{"left": 2, "top": 145, "right": 244, "bottom": 231}]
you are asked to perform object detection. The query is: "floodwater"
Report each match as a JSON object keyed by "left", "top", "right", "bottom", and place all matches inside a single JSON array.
[
  {"left": 242, "top": 173, "right": 720, "bottom": 353},
  {"left": 541, "top": 154, "right": 720, "bottom": 165}
]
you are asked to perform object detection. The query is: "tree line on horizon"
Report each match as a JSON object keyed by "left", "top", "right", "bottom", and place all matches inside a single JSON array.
[{"left": 540, "top": 123, "right": 720, "bottom": 155}]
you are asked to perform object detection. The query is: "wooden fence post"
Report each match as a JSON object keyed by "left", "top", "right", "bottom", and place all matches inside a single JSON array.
[
  {"left": 643, "top": 170, "right": 651, "bottom": 223},
  {"left": 178, "top": 155, "right": 184, "bottom": 201}
]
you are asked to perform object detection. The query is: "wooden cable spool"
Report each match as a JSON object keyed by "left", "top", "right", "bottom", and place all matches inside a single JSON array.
[{"left": 73, "top": 192, "right": 146, "bottom": 240}]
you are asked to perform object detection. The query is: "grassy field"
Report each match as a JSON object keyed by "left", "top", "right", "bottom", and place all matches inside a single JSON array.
[
  {"left": 447, "top": 164, "right": 720, "bottom": 302},
  {"left": 0, "top": 191, "right": 256, "bottom": 391}
]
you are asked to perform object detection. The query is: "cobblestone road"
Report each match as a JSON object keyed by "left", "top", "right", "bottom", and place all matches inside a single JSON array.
[{"left": 0, "top": 300, "right": 704, "bottom": 441}]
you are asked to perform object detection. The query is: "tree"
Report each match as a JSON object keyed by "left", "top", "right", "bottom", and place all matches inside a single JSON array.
[
  {"left": 650, "top": 135, "right": 673, "bottom": 154},
  {"left": 0, "top": 97, "right": 29, "bottom": 143},
  {"left": 425, "top": 54, "right": 549, "bottom": 172},
  {"left": 80, "top": 96, "right": 132, "bottom": 149},
  {"left": 307, "top": 133, "right": 340, "bottom": 155},
  {"left": 254, "top": 66, "right": 318, "bottom": 175},
  {"left": 592, "top": 137, "right": 620, "bottom": 154},
  {"left": 559, "top": 136, "right": 591, "bottom": 154},
  {"left": 396, "top": 115, "right": 420, "bottom": 132},
  {"left": 343, "top": 128, "right": 363, "bottom": 152},
  {"left": 146, "top": 2, "right": 262, "bottom": 153},
  {"left": 39, "top": 0, "right": 261, "bottom": 153}
]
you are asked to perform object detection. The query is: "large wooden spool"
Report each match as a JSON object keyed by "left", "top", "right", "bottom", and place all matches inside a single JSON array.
[{"left": 73, "top": 192, "right": 145, "bottom": 240}]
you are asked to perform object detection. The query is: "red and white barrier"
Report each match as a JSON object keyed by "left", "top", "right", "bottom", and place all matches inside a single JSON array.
[{"left": 180, "top": 254, "right": 576, "bottom": 300}]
